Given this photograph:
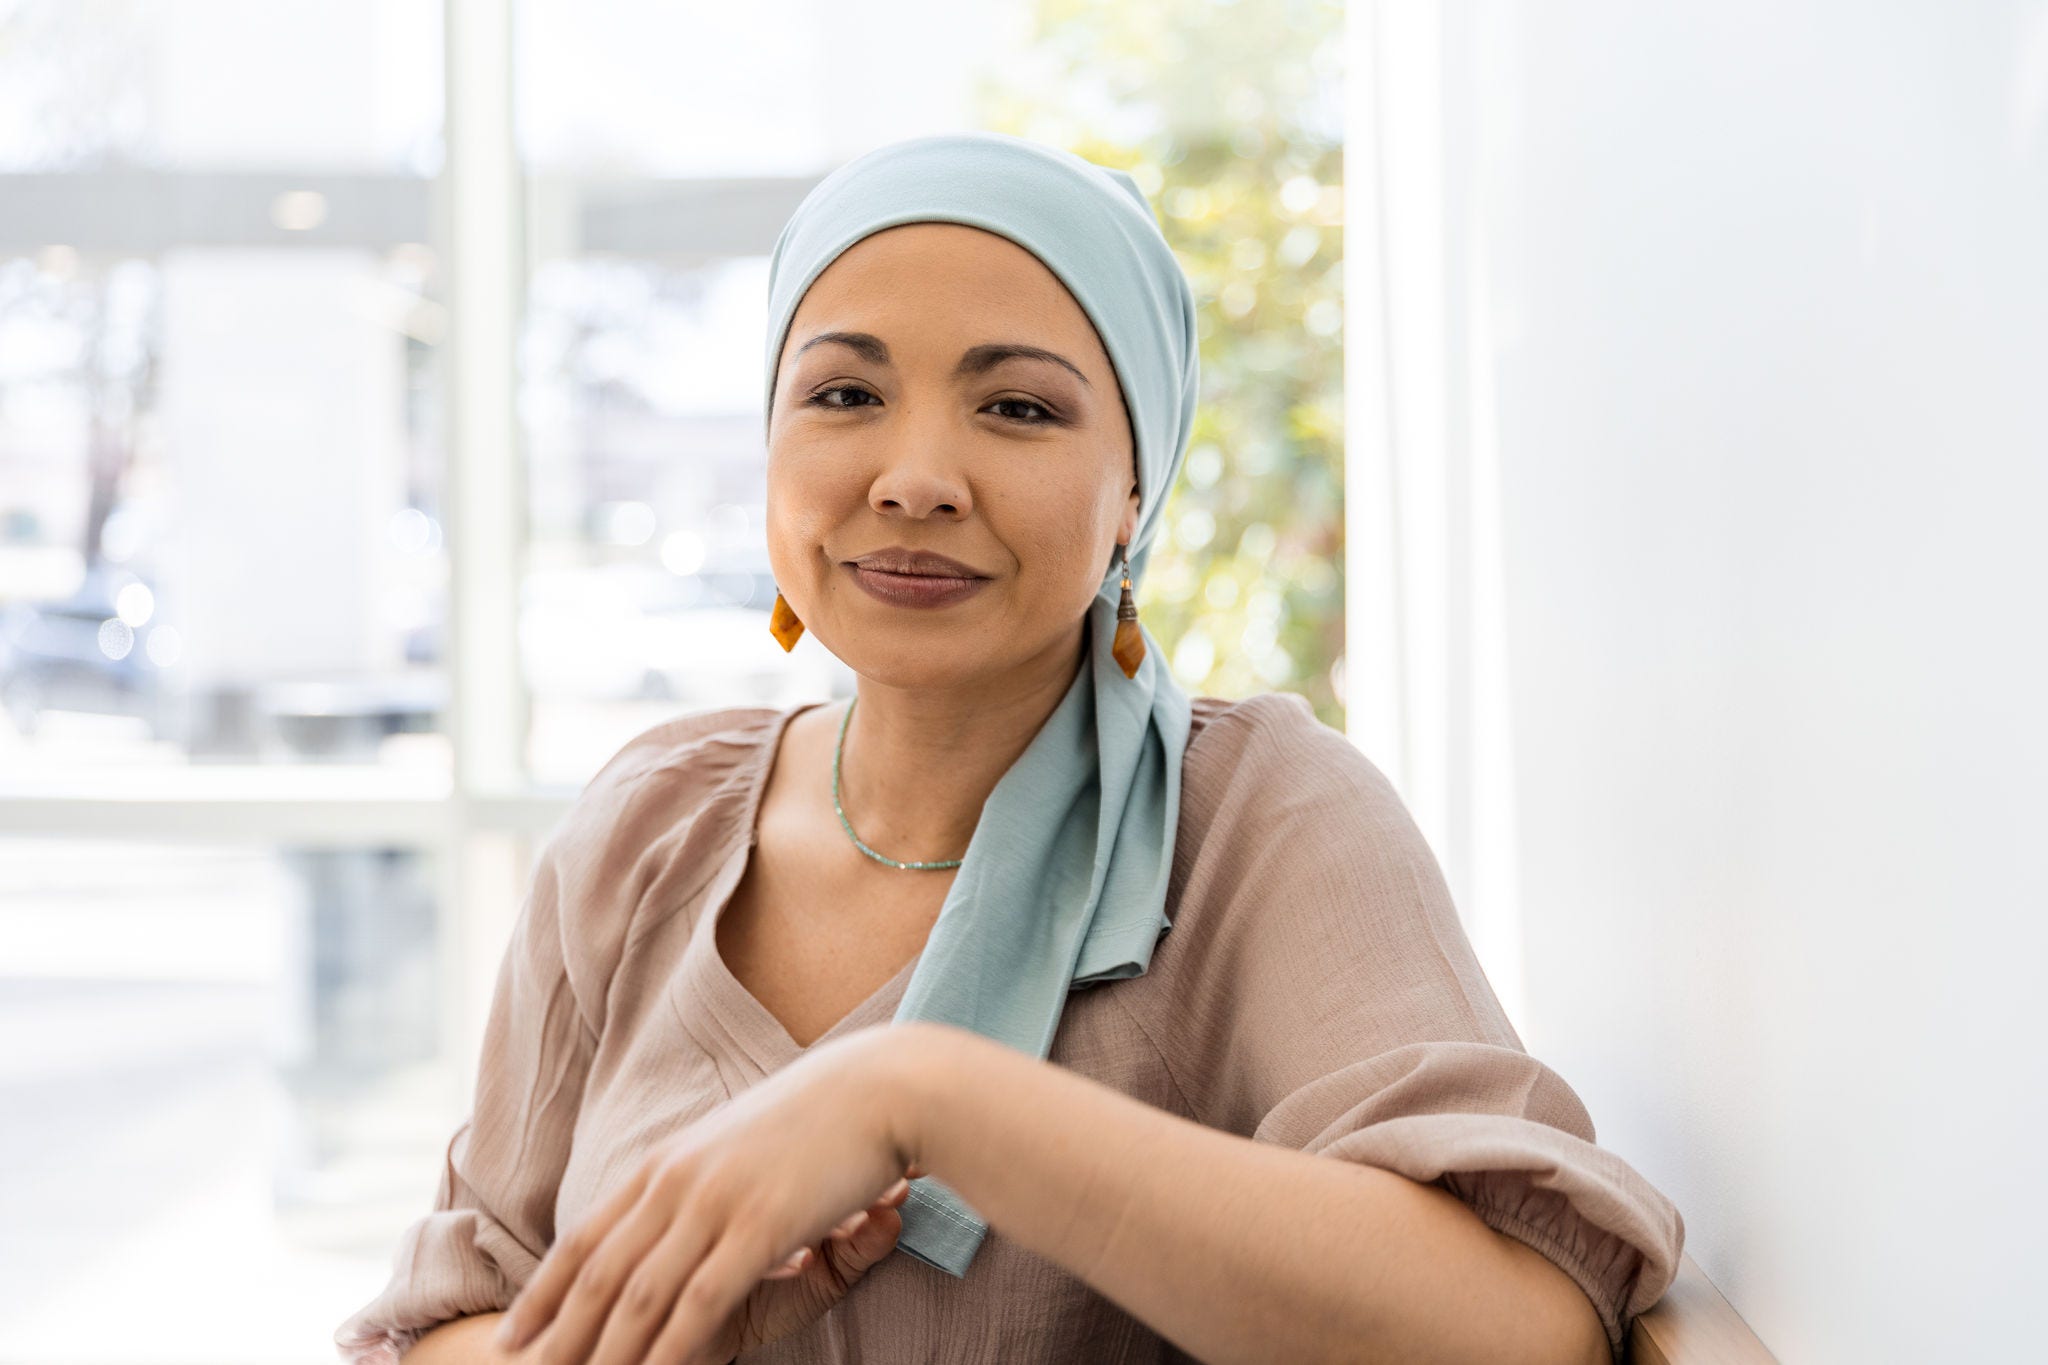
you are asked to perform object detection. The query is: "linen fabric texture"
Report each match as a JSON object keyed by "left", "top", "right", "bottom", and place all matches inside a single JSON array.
[
  {"left": 331, "top": 695, "right": 1686, "bottom": 1364},
  {"left": 761, "top": 130, "right": 1202, "bottom": 1272}
]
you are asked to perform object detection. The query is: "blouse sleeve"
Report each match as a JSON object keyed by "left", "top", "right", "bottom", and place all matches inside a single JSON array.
[
  {"left": 331, "top": 723, "right": 710, "bottom": 1364},
  {"left": 1132, "top": 693, "right": 1685, "bottom": 1363}
]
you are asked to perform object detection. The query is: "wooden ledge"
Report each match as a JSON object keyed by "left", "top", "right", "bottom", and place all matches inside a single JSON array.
[{"left": 1630, "top": 1251, "right": 1778, "bottom": 1364}]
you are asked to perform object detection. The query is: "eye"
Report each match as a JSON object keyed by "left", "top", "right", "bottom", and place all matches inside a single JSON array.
[
  {"left": 806, "top": 384, "right": 880, "bottom": 411},
  {"left": 806, "top": 386, "right": 1061, "bottom": 426},
  {"left": 986, "top": 396, "right": 1059, "bottom": 426}
]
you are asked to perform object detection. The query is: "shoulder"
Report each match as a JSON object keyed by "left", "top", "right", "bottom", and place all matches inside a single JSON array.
[
  {"left": 1165, "top": 689, "right": 1444, "bottom": 936},
  {"left": 1147, "top": 691, "right": 1489, "bottom": 1039},
  {"left": 537, "top": 703, "right": 797, "bottom": 1029},
  {"left": 576, "top": 702, "right": 792, "bottom": 803},
  {"left": 1182, "top": 690, "right": 1402, "bottom": 816},
  {"left": 548, "top": 700, "right": 801, "bottom": 882}
]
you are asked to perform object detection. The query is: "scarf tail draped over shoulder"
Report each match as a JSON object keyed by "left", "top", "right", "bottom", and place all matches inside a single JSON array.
[{"left": 761, "top": 132, "right": 1201, "bottom": 1275}]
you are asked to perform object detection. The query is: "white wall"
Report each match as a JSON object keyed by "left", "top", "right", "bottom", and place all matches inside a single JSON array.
[{"left": 1355, "top": 3, "right": 2048, "bottom": 1360}]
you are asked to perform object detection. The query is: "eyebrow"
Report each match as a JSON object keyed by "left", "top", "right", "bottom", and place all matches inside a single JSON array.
[{"left": 793, "top": 330, "right": 1093, "bottom": 390}]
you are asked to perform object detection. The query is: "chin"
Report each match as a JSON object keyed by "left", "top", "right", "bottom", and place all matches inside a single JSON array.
[
  {"left": 829, "top": 618, "right": 1005, "bottom": 685},
  {"left": 845, "top": 655, "right": 985, "bottom": 691}
]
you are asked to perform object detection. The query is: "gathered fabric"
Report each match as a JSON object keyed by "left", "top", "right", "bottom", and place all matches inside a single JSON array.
[{"left": 761, "top": 132, "right": 1202, "bottom": 1274}]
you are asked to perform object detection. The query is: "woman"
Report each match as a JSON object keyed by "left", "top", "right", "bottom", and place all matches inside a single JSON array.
[{"left": 335, "top": 132, "right": 1683, "bottom": 1365}]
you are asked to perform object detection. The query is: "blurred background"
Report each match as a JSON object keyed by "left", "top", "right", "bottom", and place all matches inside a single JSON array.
[{"left": 0, "top": 1, "right": 2040, "bottom": 1363}]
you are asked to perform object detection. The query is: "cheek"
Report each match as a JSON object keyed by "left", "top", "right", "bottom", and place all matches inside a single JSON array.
[
  {"left": 766, "top": 440, "right": 863, "bottom": 549},
  {"left": 993, "top": 470, "right": 1114, "bottom": 596}
]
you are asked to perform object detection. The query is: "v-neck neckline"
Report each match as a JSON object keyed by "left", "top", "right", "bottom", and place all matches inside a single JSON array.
[{"left": 681, "top": 698, "right": 925, "bottom": 1073}]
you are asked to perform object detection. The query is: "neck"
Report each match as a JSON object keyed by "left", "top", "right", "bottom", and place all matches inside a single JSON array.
[{"left": 836, "top": 620, "right": 1088, "bottom": 864}]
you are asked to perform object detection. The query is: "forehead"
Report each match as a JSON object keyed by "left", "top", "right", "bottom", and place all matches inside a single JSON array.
[
  {"left": 813, "top": 220, "right": 1052, "bottom": 285},
  {"left": 791, "top": 222, "right": 1104, "bottom": 357}
]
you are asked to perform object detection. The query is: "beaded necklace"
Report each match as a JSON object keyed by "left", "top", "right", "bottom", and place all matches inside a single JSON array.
[{"left": 832, "top": 696, "right": 965, "bottom": 870}]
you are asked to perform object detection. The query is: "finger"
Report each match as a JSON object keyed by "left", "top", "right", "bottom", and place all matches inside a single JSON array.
[
  {"left": 763, "top": 1245, "right": 812, "bottom": 1279},
  {"left": 848, "top": 1202, "right": 905, "bottom": 1260},
  {"left": 532, "top": 1179, "right": 689, "bottom": 1365},
  {"left": 497, "top": 1164, "right": 648, "bottom": 1352},
  {"left": 905, "top": 1161, "right": 926, "bottom": 1180},
  {"left": 825, "top": 1179, "right": 904, "bottom": 1244},
  {"left": 584, "top": 1195, "right": 724, "bottom": 1365},
  {"left": 646, "top": 1228, "right": 781, "bottom": 1365},
  {"left": 824, "top": 1201, "right": 903, "bottom": 1281}
]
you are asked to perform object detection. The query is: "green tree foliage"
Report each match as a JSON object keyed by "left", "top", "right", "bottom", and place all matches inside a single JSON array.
[{"left": 972, "top": 0, "right": 1346, "bottom": 727}]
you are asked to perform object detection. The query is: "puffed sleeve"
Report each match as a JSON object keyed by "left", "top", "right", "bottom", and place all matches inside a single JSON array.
[
  {"left": 331, "top": 721, "right": 717, "bottom": 1364},
  {"left": 1133, "top": 693, "right": 1684, "bottom": 1363}
]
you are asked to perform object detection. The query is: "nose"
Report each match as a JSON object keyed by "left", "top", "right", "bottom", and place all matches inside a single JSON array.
[{"left": 866, "top": 434, "right": 973, "bottom": 521}]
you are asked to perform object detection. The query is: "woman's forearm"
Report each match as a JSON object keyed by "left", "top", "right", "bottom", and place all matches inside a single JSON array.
[
  {"left": 885, "top": 1022, "right": 1609, "bottom": 1365},
  {"left": 399, "top": 1311, "right": 510, "bottom": 1364}
]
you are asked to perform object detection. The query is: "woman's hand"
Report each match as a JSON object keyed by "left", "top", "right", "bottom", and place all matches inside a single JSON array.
[
  {"left": 492, "top": 1024, "right": 931, "bottom": 1365},
  {"left": 503, "top": 1170, "right": 919, "bottom": 1365},
  {"left": 719, "top": 1167, "right": 922, "bottom": 1356}
]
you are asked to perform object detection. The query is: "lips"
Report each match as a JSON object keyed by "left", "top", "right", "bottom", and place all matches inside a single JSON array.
[
  {"left": 838, "top": 544, "right": 992, "bottom": 608},
  {"left": 846, "top": 546, "right": 987, "bottom": 579}
]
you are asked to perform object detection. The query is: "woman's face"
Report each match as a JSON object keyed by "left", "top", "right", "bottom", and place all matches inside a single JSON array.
[{"left": 765, "top": 221, "right": 1138, "bottom": 690}]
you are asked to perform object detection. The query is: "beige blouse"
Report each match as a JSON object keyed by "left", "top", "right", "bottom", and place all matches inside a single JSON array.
[{"left": 333, "top": 691, "right": 1684, "bottom": 1364}]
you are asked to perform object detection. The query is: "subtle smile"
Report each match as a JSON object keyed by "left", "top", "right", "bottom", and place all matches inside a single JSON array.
[{"left": 843, "top": 562, "right": 991, "bottom": 608}]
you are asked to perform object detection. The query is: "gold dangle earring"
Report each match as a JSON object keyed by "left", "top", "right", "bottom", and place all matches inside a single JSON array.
[
  {"left": 769, "top": 589, "right": 805, "bottom": 652},
  {"left": 1111, "top": 544, "right": 1146, "bottom": 680}
]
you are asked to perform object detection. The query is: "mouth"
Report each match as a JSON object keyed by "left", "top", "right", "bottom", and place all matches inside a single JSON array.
[
  {"left": 846, "top": 547, "right": 987, "bottom": 578},
  {"left": 839, "top": 543, "right": 992, "bottom": 609}
]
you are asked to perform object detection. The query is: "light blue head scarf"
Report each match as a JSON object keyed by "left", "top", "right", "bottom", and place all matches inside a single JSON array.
[{"left": 762, "top": 131, "right": 1199, "bottom": 1277}]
